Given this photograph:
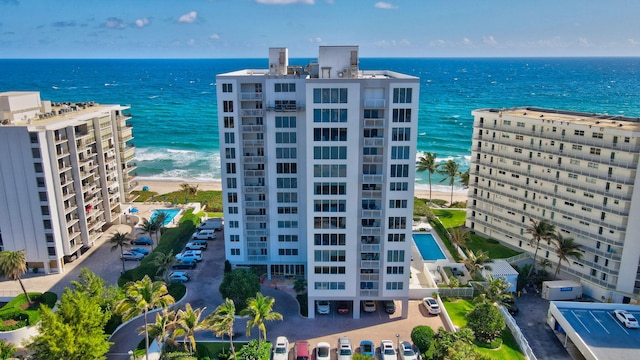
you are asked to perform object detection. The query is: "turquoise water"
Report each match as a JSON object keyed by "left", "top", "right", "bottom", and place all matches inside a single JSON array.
[
  {"left": 151, "top": 209, "right": 180, "bottom": 226},
  {"left": 1, "top": 58, "right": 638, "bottom": 190},
  {"left": 413, "top": 233, "right": 447, "bottom": 261}
]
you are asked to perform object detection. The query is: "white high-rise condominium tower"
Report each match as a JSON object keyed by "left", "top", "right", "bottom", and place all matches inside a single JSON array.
[
  {"left": 467, "top": 107, "right": 640, "bottom": 303},
  {"left": 0, "top": 91, "right": 137, "bottom": 273},
  {"left": 217, "top": 46, "right": 419, "bottom": 318}
]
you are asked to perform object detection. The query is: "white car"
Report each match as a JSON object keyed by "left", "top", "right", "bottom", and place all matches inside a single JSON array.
[
  {"left": 613, "top": 309, "right": 639, "bottom": 329},
  {"left": 168, "top": 271, "right": 191, "bottom": 283},
  {"left": 379, "top": 340, "right": 396, "bottom": 360},
  {"left": 422, "top": 297, "right": 440, "bottom": 315},
  {"left": 316, "top": 342, "right": 331, "bottom": 360},
  {"left": 399, "top": 341, "right": 418, "bottom": 360},
  {"left": 362, "top": 300, "right": 376, "bottom": 313},
  {"left": 176, "top": 250, "right": 202, "bottom": 262},
  {"left": 273, "top": 336, "right": 289, "bottom": 360},
  {"left": 121, "top": 252, "right": 144, "bottom": 261},
  {"left": 336, "top": 337, "right": 352, "bottom": 360},
  {"left": 185, "top": 242, "right": 207, "bottom": 250},
  {"left": 316, "top": 300, "right": 330, "bottom": 315}
]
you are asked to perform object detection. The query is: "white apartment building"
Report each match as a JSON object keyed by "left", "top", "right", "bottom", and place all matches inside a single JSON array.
[
  {"left": 0, "top": 91, "right": 137, "bottom": 273},
  {"left": 217, "top": 46, "right": 419, "bottom": 318},
  {"left": 466, "top": 107, "right": 640, "bottom": 303}
]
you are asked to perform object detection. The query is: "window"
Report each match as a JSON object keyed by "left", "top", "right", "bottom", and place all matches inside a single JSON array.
[
  {"left": 516, "top": 122, "right": 525, "bottom": 127},
  {"left": 277, "top": 192, "right": 297, "bottom": 203},
  {"left": 391, "top": 128, "right": 411, "bottom": 141},
  {"left": 390, "top": 165, "right": 409, "bottom": 177},
  {"left": 227, "top": 192, "right": 238, "bottom": 203},
  {"left": 226, "top": 163, "right": 236, "bottom": 174},
  {"left": 314, "top": 250, "right": 346, "bottom": 262},
  {"left": 392, "top": 109, "right": 412, "bottom": 122},
  {"left": 388, "top": 234, "right": 406, "bottom": 242},
  {"left": 387, "top": 250, "right": 405, "bottom": 262},
  {"left": 392, "top": 88, "right": 412, "bottom": 103},
  {"left": 274, "top": 83, "right": 296, "bottom": 92},
  {"left": 592, "top": 132, "right": 603, "bottom": 139},
  {"left": 228, "top": 221, "right": 239, "bottom": 228},
  {"left": 226, "top": 178, "right": 237, "bottom": 188},
  {"left": 278, "top": 220, "right": 298, "bottom": 228},
  {"left": 278, "top": 235, "right": 298, "bottom": 242},
  {"left": 313, "top": 108, "right": 348, "bottom": 123},
  {"left": 276, "top": 178, "right": 297, "bottom": 189},
  {"left": 315, "top": 266, "right": 346, "bottom": 274},
  {"left": 389, "top": 199, "right": 408, "bottom": 208},
  {"left": 278, "top": 248, "right": 299, "bottom": 256},
  {"left": 314, "top": 282, "right": 345, "bottom": 290},
  {"left": 230, "top": 235, "right": 240, "bottom": 242},
  {"left": 227, "top": 206, "right": 238, "bottom": 214},
  {"left": 314, "top": 200, "right": 346, "bottom": 212},
  {"left": 574, "top": 130, "right": 585, "bottom": 136},
  {"left": 313, "top": 88, "right": 348, "bottom": 103},
  {"left": 277, "top": 206, "right": 298, "bottom": 214},
  {"left": 223, "top": 116, "right": 234, "bottom": 128},
  {"left": 222, "top": 83, "right": 233, "bottom": 92},
  {"left": 386, "top": 282, "right": 404, "bottom": 290},
  {"left": 590, "top": 147, "right": 601, "bottom": 155},
  {"left": 276, "top": 148, "right": 297, "bottom": 159},
  {"left": 314, "top": 164, "right": 347, "bottom": 177},
  {"left": 230, "top": 248, "right": 240, "bottom": 256},
  {"left": 314, "top": 128, "right": 347, "bottom": 141},
  {"left": 314, "top": 216, "right": 346, "bottom": 229},
  {"left": 224, "top": 132, "right": 235, "bottom": 144},
  {"left": 223, "top": 100, "right": 234, "bottom": 112},
  {"left": 276, "top": 132, "right": 297, "bottom": 144},
  {"left": 391, "top": 146, "right": 410, "bottom": 159},
  {"left": 387, "top": 266, "right": 404, "bottom": 274},
  {"left": 225, "top": 148, "right": 236, "bottom": 159},
  {"left": 275, "top": 116, "right": 296, "bottom": 128},
  {"left": 276, "top": 163, "right": 297, "bottom": 174},
  {"left": 314, "top": 233, "right": 346, "bottom": 245},
  {"left": 388, "top": 217, "right": 407, "bottom": 229},
  {"left": 515, "top": 135, "right": 524, "bottom": 141},
  {"left": 314, "top": 182, "right": 346, "bottom": 195},
  {"left": 390, "top": 182, "right": 408, "bottom": 191}
]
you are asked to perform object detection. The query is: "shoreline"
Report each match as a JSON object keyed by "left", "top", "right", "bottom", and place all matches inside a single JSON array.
[{"left": 134, "top": 179, "right": 469, "bottom": 204}]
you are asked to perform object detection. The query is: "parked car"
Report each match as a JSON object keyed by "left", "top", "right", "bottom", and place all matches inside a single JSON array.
[
  {"left": 192, "top": 229, "right": 216, "bottom": 240},
  {"left": 362, "top": 300, "right": 376, "bottom": 313},
  {"left": 316, "top": 342, "right": 331, "bottom": 360},
  {"left": 168, "top": 271, "right": 191, "bottom": 283},
  {"left": 504, "top": 303, "right": 519, "bottom": 315},
  {"left": 121, "top": 252, "right": 144, "bottom": 261},
  {"left": 379, "top": 340, "right": 396, "bottom": 360},
  {"left": 172, "top": 258, "right": 197, "bottom": 270},
  {"left": 294, "top": 340, "right": 310, "bottom": 360},
  {"left": 337, "top": 301, "right": 350, "bottom": 315},
  {"left": 131, "top": 237, "right": 153, "bottom": 245},
  {"left": 383, "top": 300, "right": 396, "bottom": 314},
  {"left": 185, "top": 242, "right": 207, "bottom": 251},
  {"left": 130, "top": 247, "right": 149, "bottom": 256},
  {"left": 399, "top": 341, "right": 418, "bottom": 360},
  {"left": 316, "top": 300, "right": 330, "bottom": 315},
  {"left": 359, "top": 340, "right": 374, "bottom": 357},
  {"left": 422, "top": 297, "right": 440, "bottom": 315},
  {"left": 614, "top": 309, "right": 639, "bottom": 329},
  {"left": 336, "top": 337, "right": 353, "bottom": 360},
  {"left": 273, "top": 336, "right": 289, "bottom": 360},
  {"left": 176, "top": 250, "right": 202, "bottom": 262}
]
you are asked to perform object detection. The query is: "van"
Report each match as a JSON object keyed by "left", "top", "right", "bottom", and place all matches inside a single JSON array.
[
  {"left": 294, "top": 340, "right": 310, "bottom": 360},
  {"left": 193, "top": 230, "right": 216, "bottom": 240},
  {"left": 198, "top": 218, "right": 223, "bottom": 231}
]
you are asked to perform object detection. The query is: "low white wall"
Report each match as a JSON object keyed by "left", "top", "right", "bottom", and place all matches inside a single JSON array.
[{"left": 0, "top": 323, "right": 38, "bottom": 345}]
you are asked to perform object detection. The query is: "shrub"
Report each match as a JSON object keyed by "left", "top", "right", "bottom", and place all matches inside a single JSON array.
[
  {"left": 467, "top": 302, "right": 505, "bottom": 343},
  {"left": 40, "top": 292, "right": 58, "bottom": 307},
  {"left": 296, "top": 293, "right": 308, "bottom": 317},
  {"left": 167, "top": 283, "right": 187, "bottom": 300},
  {"left": 410, "top": 325, "right": 435, "bottom": 353},
  {"left": 219, "top": 268, "right": 261, "bottom": 311}
]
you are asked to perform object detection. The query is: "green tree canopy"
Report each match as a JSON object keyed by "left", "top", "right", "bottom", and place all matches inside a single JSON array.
[
  {"left": 416, "top": 152, "right": 438, "bottom": 202},
  {"left": 466, "top": 302, "right": 505, "bottom": 343},
  {"left": 410, "top": 325, "right": 435, "bottom": 353},
  {"left": 0, "top": 249, "right": 31, "bottom": 303},
  {"left": 438, "top": 159, "right": 460, "bottom": 206},
  {"left": 428, "top": 328, "right": 485, "bottom": 360},
  {"left": 206, "top": 298, "right": 237, "bottom": 357},
  {"left": 553, "top": 232, "right": 584, "bottom": 278},
  {"left": 239, "top": 292, "right": 283, "bottom": 343},
  {"left": 218, "top": 268, "right": 261, "bottom": 310}
]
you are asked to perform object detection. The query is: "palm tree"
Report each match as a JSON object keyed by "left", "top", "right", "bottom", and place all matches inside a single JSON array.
[
  {"left": 553, "top": 232, "right": 584, "bottom": 278},
  {"left": 115, "top": 275, "right": 175, "bottom": 360},
  {"left": 449, "top": 227, "right": 470, "bottom": 250},
  {"left": 153, "top": 250, "right": 175, "bottom": 282},
  {"left": 525, "top": 218, "right": 555, "bottom": 276},
  {"left": 0, "top": 339, "right": 17, "bottom": 360},
  {"left": 140, "top": 218, "right": 157, "bottom": 249},
  {"left": 459, "top": 168, "right": 470, "bottom": 189},
  {"left": 0, "top": 250, "right": 31, "bottom": 304},
  {"left": 478, "top": 275, "right": 512, "bottom": 304},
  {"left": 416, "top": 152, "right": 438, "bottom": 202},
  {"left": 140, "top": 308, "right": 178, "bottom": 351},
  {"left": 463, "top": 249, "right": 493, "bottom": 279},
  {"left": 180, "top": 183, "right": 199, "bottom": 196},
  {"left": 438, "top": 159, "right": 460, "bottom": 206},
  {"left": 239, "top": 292, "right": 283, "bottom": 344},
  {"left": 109, "top": 231, "right": 131, "bottom": 274},
  {"left": 153, "top": 212, "right": 168, "bottom": 241},
  {"left": 173, "top": 304, "right": 206, "bottom": 355},
  {"left": 206, "top": 298, "right": 237, "bottom": 357}
]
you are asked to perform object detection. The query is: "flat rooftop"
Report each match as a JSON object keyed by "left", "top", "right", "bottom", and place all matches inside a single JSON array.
[{"left": 475, "top": 107, "right": 640, "bottom": 132}]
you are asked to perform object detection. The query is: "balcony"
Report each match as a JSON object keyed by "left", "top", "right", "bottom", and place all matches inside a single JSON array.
[
  {"left": 241, "top": 125, "right": 264, "bottom": 133},
  {"left": 241, "top": 109, "right": 265, "bottom": 117},
  {"left": 362, "top": 174, "right": 383, "bottom": 183},
  {"left": 363, "top": 119, "right": 385, "bottom": 128},
  {"left": 240, "top": 92, "right": 263, "bottom": 101},
  {"left": 361, "top": 209, "right": 382, "bottom": 218},
  {"left": 362, "top": 155, "right": 384, "bottom": 164},
  {"left": 244, "top": 186, "right": 265, "bottom": 193},
  {"left": 245, "top": 215, "right": 267, "bottom": 222},
  {"left": 364, "top": 99, "right": 386, "bottom": 108},
  {"left": 121, "top": 147, "right": 135, "bottom": 163},
  {"left": 120, "top": 127, "right": 133, "bottom": 142},
  {"left": 243, "top": 156, "right": 265, "bottom": 164},
  {"left": 363, "top": 138, "right": 384, "bottom": 147}
]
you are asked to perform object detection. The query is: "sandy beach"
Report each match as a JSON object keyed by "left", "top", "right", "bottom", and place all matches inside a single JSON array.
[{"left": 134, "top": 179, "right": 469, "bottom": 204}]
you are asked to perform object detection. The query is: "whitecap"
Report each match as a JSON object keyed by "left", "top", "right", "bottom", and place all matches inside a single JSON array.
[{"left": 148, "top": 95, "right": 160, "bottom": 99}]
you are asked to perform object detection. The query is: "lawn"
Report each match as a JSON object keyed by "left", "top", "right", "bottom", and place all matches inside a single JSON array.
[
  {"left": 443, "top": 299, "right": 524, "bottom": 360},
  {"left": 466, "top": 233, "right": 521, "bottom": 259},
  {"left": 133, "top": 189, "right": 223, "bottom": 212},
  {"left": 0, "top": 292, "right": 57, "bottom": 331},
  {"left": 432, "top": 209, "right": 467, "bottom": 228}
]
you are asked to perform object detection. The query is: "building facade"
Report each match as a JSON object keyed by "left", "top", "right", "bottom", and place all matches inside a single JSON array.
[
  {"left": 0, "top": 91, "right": 137, "bottom": 273},
  {"left": 466, "top": 107, "right": 640, "bottom": 302},
  {"left": 217, "top": 46, "right": 419, "bottom": 318}
]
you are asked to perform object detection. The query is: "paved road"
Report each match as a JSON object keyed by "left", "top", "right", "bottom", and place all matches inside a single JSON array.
[{"left": 513, "top": 290, "right": 571, "bottom": 360}]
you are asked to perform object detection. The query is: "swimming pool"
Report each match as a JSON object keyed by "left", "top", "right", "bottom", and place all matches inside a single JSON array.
[
  {"left": 413, "top": 233, "right": 447, "bottom": 261},
  {"left": 151, "top": 208, "right": 180, "bottom": 226}
]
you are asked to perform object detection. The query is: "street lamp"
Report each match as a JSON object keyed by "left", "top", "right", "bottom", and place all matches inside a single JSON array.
[{"left": 395, "top": 333, "right": 400, "bottom": 353}]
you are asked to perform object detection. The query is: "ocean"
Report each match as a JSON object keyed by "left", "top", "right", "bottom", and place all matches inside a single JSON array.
[{"left": 1, "top": 57, "right": 638, "bottom": 192}]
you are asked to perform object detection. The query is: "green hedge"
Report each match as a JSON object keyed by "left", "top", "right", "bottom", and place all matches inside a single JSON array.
[{"left": 0, "top": 292, "right": 57, "bottom": 331}]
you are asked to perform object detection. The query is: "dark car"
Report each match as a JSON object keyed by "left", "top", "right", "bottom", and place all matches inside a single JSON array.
[
  {"left": 383, "top": 300, "right": 396, "bottom": 314},
  {"left": 171, "top": 259, "right": 197, "bottom": 270},
  {"left": 131, "top": 237, "right": 153, "bottom": 245},
  {"left": 337, "top": 301, "right": 350, "bottom": 315},
  {"left": 504, "top": 303, "right": 519, "bottom": 315}
]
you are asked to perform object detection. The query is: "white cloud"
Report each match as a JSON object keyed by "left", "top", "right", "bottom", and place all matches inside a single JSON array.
[
  {"left": 135, "top": 18, "right": 150, "bottom": 28},
  {"left": 256, "top": 0, "right": 315, "bottom": 4},
  {"left": 628, "top": 38, "right": 639, "bottom": 46},
  {"left": 187, "top": 38, "right": 195, "bottom": 46},
  {"left": 373, "top": 39, "right": 411, "bottom": 47},
  {"left": 308, "top": 37, "right": 323, "bottom": 44},
  {"left": 483, "top": 35, "right": 497, "bottom": 46},
  {"left": 462, "top": 38, "right": 472, "bottom": 45},
  {"left": 178, "top": 11, "right": 198, "bottom": 23},
  {"left": 578, "top": 37, "right": 591, "bottom": 47},
  {"left": 210, "top": 33, "right": 220, "bottom": 40},
  {"left": 374, "top": 2, "right": 398, "bottom": 9},
  {"left": 105, "top": 17, "right": 127, "bottom": 29}
]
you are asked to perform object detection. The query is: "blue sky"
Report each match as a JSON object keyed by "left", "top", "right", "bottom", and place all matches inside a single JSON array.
[{"left": 1, "top": 0, "right": 639, "bottom": 58}]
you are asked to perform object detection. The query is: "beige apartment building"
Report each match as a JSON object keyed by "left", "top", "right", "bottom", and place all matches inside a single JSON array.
[
  {"left": 0, "top": 91, "right": 137, "bottom": 273},
  {"left": 466, "top": 107, "right": 640, "bottom": 303}
]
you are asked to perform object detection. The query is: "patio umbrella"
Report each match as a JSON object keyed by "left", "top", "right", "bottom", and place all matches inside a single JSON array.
[{"left": 130, "top": 207, "right": 139, "bottom": 214}]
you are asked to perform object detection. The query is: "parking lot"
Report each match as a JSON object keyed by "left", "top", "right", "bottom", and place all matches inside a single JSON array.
[{"left": 559, "top": 308, "right": 640, "bottom": 348}]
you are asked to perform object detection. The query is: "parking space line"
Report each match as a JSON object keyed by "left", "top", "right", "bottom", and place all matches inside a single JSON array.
[
  {"left": 589, "top": 311, "right": 610, "bottom": 334},
  {"left": 607, "top": 311, "right": 630, "bottom": 335},
  {"left": 571, "top": 310, "right": 591, "bottom": 333}
]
